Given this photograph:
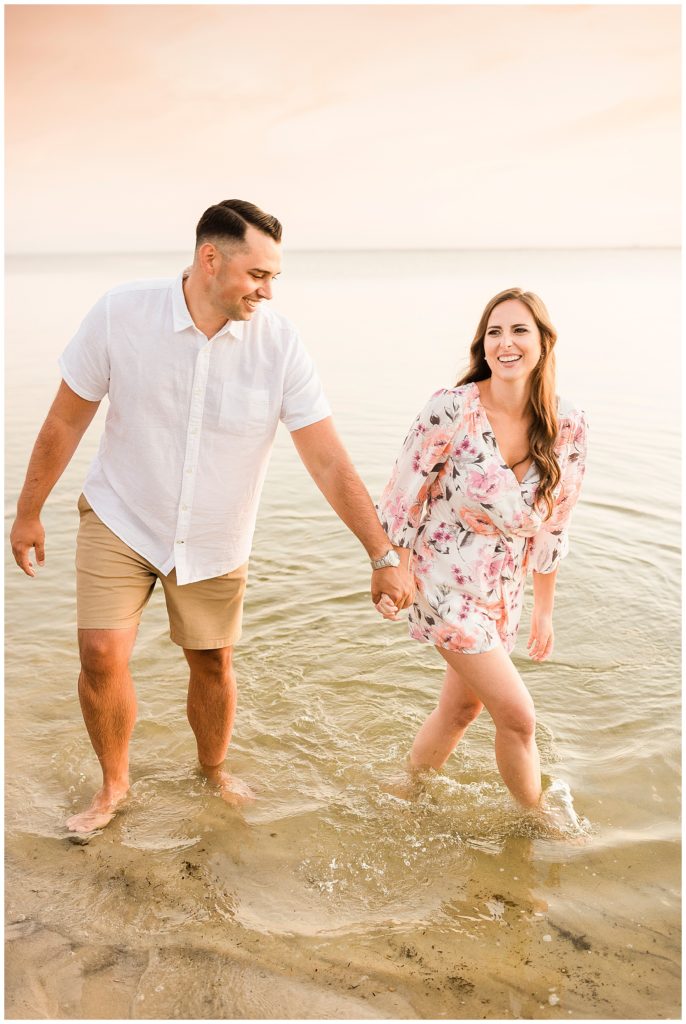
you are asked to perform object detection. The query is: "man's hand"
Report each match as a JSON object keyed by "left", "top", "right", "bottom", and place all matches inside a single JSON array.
[
  {"left": 10, "top": 514, "right": 46, "bottom": 577},
  {"left": 371, "top": 564, "right": 414, "bottom": 608}
]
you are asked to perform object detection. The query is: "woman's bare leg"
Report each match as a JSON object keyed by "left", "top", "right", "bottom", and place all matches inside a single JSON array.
[
  {"left": 410, "top": 662, "right": 484, "bottom": 769},
  {"left": 435, "top": 645, "right": 541, "bottom": 808}
]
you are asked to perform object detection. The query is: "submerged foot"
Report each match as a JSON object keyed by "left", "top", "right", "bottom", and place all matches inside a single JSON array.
[
  {"left": 383, "top": 761, "right": 434, "bottom": 800},
  {"left": 201, "top": 766, "right": 257, "bottom": 807},
  {"left": 66, "top": 784, "right": 129, "bottom": 833},
  {"left": 539, "top": 779, "right": 587, "bottom": 838}
]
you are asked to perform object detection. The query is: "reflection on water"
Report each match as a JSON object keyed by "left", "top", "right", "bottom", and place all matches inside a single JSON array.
[{"left": 5, "top": 249, "right": 680, "bottom": 1018}]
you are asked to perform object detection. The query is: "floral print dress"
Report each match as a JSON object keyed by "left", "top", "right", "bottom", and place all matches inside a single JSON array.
[{"left": 377, "top": 382, "right": 588, "bottom": 654}]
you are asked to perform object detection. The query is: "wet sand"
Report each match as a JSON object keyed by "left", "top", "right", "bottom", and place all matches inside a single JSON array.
[
  {"left": 5, "top": 247, "right": 681, "bottom": 1020},
  {"left": 5, "top": 805, "right": 680, "bottom": 1020}
]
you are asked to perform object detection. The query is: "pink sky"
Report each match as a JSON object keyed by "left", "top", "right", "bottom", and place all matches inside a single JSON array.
[{"left": 5, "top": 4, "right": 681, "bottom": 252}]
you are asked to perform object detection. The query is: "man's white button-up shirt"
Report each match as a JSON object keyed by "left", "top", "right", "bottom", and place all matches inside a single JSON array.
[{"left": 59, "top": 272, "right": 331, "bottom": 585}]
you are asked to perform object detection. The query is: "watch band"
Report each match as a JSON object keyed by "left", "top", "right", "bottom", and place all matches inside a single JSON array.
[{"left": 370, "top": 548, "right": 401, "bottom": 570}]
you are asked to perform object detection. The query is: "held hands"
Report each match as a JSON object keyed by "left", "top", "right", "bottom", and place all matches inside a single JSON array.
[
  {"left": 10, "top": 514, "right": 45, "bottom": 577},
  {"left": 370, "top": 563, "right": 414, "bottom": 609},
  {"left": 371, "top": 550, "right": 413, "bottom": 620},
  {"left": 528, "top": 610, "right": 554, "bottom": 661},
  {"left": 375, "top": 593, "right": 402, "bottom": 621}
]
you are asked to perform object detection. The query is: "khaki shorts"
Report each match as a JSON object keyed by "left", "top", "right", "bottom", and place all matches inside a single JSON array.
[{"left": 75, "top": 495, "right": 248, "bottom": 649}]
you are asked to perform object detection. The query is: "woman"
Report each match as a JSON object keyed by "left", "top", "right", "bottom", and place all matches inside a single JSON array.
[{"left": 376, "top": 287, "right": 587, "bottom": 812}]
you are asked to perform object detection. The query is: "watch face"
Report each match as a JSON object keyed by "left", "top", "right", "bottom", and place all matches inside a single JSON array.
[{"left": 378, "top": 551, "right": 400, "bottom": 568}]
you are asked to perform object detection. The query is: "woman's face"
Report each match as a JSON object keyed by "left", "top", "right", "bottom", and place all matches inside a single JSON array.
[{"left": 483, "top": 298, "right": 542, "bottom": 384}]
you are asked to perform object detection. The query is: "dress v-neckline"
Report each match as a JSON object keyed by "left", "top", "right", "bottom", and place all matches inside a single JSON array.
[{"left": 471, "top": 382, "right": 536, "bottom": 486}]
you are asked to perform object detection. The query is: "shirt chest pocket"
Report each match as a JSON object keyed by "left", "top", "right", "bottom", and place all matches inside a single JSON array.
[{"left": 219, "top": 383, "right": 271, "bottom": 435}]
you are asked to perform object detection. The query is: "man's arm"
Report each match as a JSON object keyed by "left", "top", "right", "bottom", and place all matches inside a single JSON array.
[
  {"left": 290, "top": 417, "right": 414, "bottom": 608},
  {"left": 10, "top": 380, "right": 101, "bottom": 576}
]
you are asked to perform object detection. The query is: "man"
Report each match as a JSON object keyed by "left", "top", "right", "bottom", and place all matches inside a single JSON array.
[{"left": 10, "top": 200, "right": 413, "bottom": 834}]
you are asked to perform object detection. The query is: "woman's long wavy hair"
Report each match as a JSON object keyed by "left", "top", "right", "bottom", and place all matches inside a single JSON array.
[{"left": 457, "top": 287, "right": 560, "bottom": 519}]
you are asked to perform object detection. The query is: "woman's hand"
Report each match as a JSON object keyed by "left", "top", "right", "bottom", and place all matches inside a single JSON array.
[
  {"left": 375, "top": 593, "right": 402, "bottom": 621},
  {"left": 527, "top": 611, "right": 554, "bottom": 661}
]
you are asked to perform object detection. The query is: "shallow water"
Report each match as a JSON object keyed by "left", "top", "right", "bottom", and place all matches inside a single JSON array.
[{"left": 5, "top": 249, "right": 680, "bottom": 1018}]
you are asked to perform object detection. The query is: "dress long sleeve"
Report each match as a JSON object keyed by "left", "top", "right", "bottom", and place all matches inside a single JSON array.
[
  {"left": 528, "top": 409, "right": 588, "bottom": 574},
  {"left": 377, "top": 389, "right": 462, "bottom": 549}
]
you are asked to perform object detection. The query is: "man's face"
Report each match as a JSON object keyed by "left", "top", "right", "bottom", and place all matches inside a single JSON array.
[{"left": 210, "top": 225, "right": 282, "bottom": 321}]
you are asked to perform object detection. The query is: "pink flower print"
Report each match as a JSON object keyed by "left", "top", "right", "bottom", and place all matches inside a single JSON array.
[
  {"left": 461, "top": 395, "right": 482, "bottom": 439},
  {"left": 459, "top": 506, "right": 498, "bottom": 535},
  {"left": 545, "top": 475, "right": 582, "bottom": 529},
  {"left": 383, "top": 492, "right": 410, "bottom": 534},
  {"left": 557, "top": 417, "right": 586, "bottom": 451},
  {"left": 412, "top": 548, "right": 435, "bottom": 578},
  {"left": 508, "top": 583, "right": 524, "bottom": 611},
  {"left": 383, "top": 463, "right": 400, "bottom": 496},
  {"left": 501, "top": 543, "right": 516, "bottom": 577},
  {"left": 508, "top": 509, "right": 536, "bottom": 534},
  {"left": 408, "top": 497, "right": 424, "bottom": 524},
  {"left": 473, "top": 553, "right": 503, "bottom": 593},
  {"left": 431, "top": 622, "right": 479, "bottom": 651},
  {"left": 570, "top": 420, "right": 586, "bottom": 449},
  {"left": 430, "top": 522, "right": 452, "bottom": 545},
  {"left": 412, "top": 427, "right": 454, "bottom": 476},
  {"left": 556, "top": 420, "right": 574, "bottom": 448},
  {"left": 465, "top": 464, "right": 505, "bottom": 502},
  {"left": 451, "top": 565, "right": 469, "bottom": 586}
]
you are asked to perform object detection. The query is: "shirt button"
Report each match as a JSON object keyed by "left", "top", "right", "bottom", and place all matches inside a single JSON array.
[{"left": 176, "top": 540, "right": 185, "bottom": 545}]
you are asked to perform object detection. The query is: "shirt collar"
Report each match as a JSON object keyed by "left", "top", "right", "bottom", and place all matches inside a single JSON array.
[{"left": 172, "top": 270, "right": 245, "bottom": 341}]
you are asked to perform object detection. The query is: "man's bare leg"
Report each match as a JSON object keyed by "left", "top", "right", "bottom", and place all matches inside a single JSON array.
[
  {"left": 185, "top": 646, "right": 255, "bottom": 806},
  {"left": 66, "top": 626, "right": 138, "bottom": 832}
]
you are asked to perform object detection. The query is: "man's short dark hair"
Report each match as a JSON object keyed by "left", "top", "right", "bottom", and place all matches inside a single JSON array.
[{"left": 195, "top": 200, "right": 282, "bottom": 249}]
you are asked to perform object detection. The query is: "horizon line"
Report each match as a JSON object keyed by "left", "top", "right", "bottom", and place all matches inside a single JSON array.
[{"left": 6, "top": 244, "right": 681, "bottom": 258}]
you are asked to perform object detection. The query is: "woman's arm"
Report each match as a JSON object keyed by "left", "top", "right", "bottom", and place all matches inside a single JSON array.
[
  {"left": 528, "top": 568, "right": 558, "bottom": 661},
  {"left": 375, "top": 390, "right": 459, "bottom": 619},
  {"left": 526, "top": 409, "right": 588, "bottom": 659}
]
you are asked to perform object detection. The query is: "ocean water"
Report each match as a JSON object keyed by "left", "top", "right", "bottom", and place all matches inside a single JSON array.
[{"left": 5, "top": 249, "right": 680, "bottom": 1019}]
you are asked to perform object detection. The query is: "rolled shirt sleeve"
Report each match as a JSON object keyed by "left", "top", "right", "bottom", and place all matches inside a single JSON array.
[
  {"left": 58, "top": 293, "right": 111, "bottom": 401},
  {"left": 280, "top": 332, "right": 331, "bottom": 431},
  {"left": 528, "top": 409, "right": 588, "bottom": 574},
  {"left": 377, "top": 389, "right": 461, "bottom": 549}
]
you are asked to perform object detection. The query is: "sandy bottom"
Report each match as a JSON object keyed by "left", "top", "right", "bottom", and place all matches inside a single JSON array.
[{"left": 5, "top": 817, "right": 680, "bottom": 1021}]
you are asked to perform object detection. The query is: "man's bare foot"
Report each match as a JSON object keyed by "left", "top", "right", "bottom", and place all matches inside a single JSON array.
[
  {"left": 65, "top": 784, "right": 129, "bottom": 833},
  {"left": 201, "top": 765, "right": 256, "bottom": 807}
]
